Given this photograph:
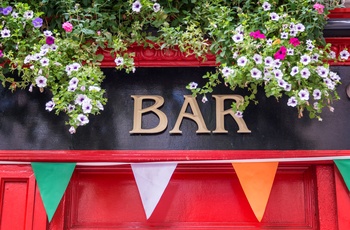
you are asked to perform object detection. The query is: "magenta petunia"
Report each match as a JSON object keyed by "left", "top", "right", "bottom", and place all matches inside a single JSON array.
[
  {"left": 274, "top": 46, "right": 287, "bottom": 60},
  {"left": 289, "top": 37, "right": 300, "bottom": 47},
  {"left": 249, "top": 30, "right": 266, "bottom": 39},
  {"left": 46, "top": 36, "right": 55, "bottom": 45}
]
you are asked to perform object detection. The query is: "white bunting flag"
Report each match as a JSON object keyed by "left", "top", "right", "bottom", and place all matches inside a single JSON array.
[{"left": 131, "top": 163, "right": 177, "bottom": 219}]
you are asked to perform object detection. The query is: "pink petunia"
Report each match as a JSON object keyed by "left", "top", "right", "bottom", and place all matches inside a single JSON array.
[
  {"left": 313, "top": 3, "right": 324, "bottom": 14},
  {"left": 289, "top": 37, "right": 300, "bottom": 47},
  {"left": 62, "top": 22, "right": 73, "bottom": 32},
  {"left": 274, "top": 46, "right": 287, "bottom": 60},
  {"left": 249, "top": 30, "right": 266, "bottom": 39}
]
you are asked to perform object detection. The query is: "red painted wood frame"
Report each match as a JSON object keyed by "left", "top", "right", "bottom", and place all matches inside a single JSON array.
[{"left": 1, "top": 36, "right": 350, "bottom": 229}]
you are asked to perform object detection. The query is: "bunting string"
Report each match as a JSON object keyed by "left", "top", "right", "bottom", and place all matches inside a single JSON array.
[{"left": 2, "top": 155, "right": 350, "bottom": 165}]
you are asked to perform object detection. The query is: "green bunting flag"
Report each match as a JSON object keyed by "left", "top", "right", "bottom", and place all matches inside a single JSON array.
[
  {"left": 334, "top": 159, "right": 350, "bottom": 191},
  {"left": 31, "top": 162, "right": 76, "bottom": 222}
]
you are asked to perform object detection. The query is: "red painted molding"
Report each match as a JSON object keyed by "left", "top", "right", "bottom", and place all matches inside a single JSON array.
[
  {"left": 0, "top": 150, "right": 349, "bottom": 162},
  {"left": 329, "top": 8, "right": 350, "bottom": 18},
  {"left": 98, "top": 38, "right": 350, "bottom": 67}
]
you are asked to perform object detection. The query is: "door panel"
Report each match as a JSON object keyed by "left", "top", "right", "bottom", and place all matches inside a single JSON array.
[{"left": 62, "top": 164, "right": 317, "bottom": 229}]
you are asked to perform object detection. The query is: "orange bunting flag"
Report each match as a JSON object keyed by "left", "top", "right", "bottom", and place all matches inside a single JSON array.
[{"left": 232, "top": 162, "right": 278, "bottom": 222}]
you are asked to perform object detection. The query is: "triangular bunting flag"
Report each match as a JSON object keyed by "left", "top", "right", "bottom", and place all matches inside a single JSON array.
[
  {"left": 131, "top": 163, "right": 177, "bottom": 219},
  {"left": 232, "top": 162, "right": 278, "bottom": 222},
  {"left": 334, "top": 159, "right": 350, "bottom": 191},
  {"left": 31, "top": 162, "right": 76, "bottom": 222}
]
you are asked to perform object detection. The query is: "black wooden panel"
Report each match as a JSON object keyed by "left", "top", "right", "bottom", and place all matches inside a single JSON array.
[{"left": 0, "top": 67, "right": 349, "bottom": 150}]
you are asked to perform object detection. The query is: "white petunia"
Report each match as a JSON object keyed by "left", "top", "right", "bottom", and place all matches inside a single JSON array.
[
  {"left": 96, "top": 101, "right": 104, "bottom": 110},
  {"left": 40, "top": 57, "right": 49, "bottom": 66},
  {"left": 45, "top": 100, "right": 55, "bottom": 112},
  {"left": 43, "top": 30, "right": 53, "bottom": 37},
  {"left": 132, "top": 1, "right": 142, "bottom": 13},
  {"left": 69, "top": 77, "right": 79, "bottom": 86},
  {"left": 250, "top": 68, "right": 262, "bottom": 79},
  {"left": 290, "top": 66, "right": 299, "bottom": 76},
  {"left": 235, "top": 111, "right": 243, "bottom": 118},
  {"left": 300, "top": 68, "right": 310, "bottom": 79},
  {"left": 316, "top": 66, "right": 329, "bottom": 78},
  {"left": 284, "top": 83, "right": 292, "bottom": 91},
  {"left": 300, "top": 54, "right": 311, "bottom": 65},
  {"left": 329, "top": 51, "right": 336, "bottom": 59},
  {"left": 221, "top": 67, "right": 234, "bottom": 77},
  {"left": 23, "top": 10, "right": 33, "bottom": 19},
  {"left": 153, "top": 3, "right": 160, "bottom": 12},
  {"left": 71, "top": 62, "right": 81, "bottom": 71},
  {"left": 77, "top": 114, "right": 89, "bottom": 125},
  {"left": 340, "top": 50, "right": 350, "bottom": 60},
  {"left": 287, "top": 48, "right": 294, "bottom": 56},
  {"left": 237, "top": 56, "right": 248, "bottom": 67},
  {"left": 232, "top": 33, "right": 244, "bottom": 43},
  {"left": 298, "top": 89, "right": 310, "bottom": 101},
  {"left": 313, "top": 89, "right": 322, "bottom": 100},
  {"left": 69, "top": 126, "right": 76, "bottom": 134},
  {"left": 189, "top": 82, "right": 198, "bottom": 89},
  {"left": 67, "top": 104, "right": 75, "bottom": 113},
  {"left": 287, "top": 96, "right": 298, "bottom": 107},
  {"left": 1, "top": 28, "right": 11, "bottom": 38},
  {"left": 273, "top": 69, "right": 283, "bottom": 79},
  {"left": 253, "top": 54, "right": 262, "bottom": 64},
  {"left": 278, "top": 79, "right": 286, "bottom": 88},
  {"left": 68, "top": 85, "right": 77, "bottom": 92},
  {"left": 295, "top": 23, "right": 305, "bottom": 32},
  {"left": 329, "top": 71, "right": 341, "bottom": 81},
  {"left": 262, "top": 2, "right": 271, "bottom": 11},
  {"left": 89, "top": 86, "right": 101, "bottom": 91},
  {"left": 270, "top": 12, "right": 280, "bottom": 21},
  {"left": 280, "top": 32, "right": 288, "bottom": 39},
  {"left": 24, "top": 55, "right": 32, "bottom": 64},
  {"left": 273, "top": 60, "right": 282, "bottom": 69},
  {"left": 114, "top": 57, "right": 124, "bottom": 66},
  {"left": 36, "top": 76, "right": 47, "bottom": 88},
  {"left": 201, "top": 96, "right": 208, "bottom": 103},
  {"left": 82, "top": 101, "right": 92, "bottom": 114},
  {"left": 75, "top": 94, "right": 88, "bottom": 105},
  {"left": 289, "top": 30, "right": 297, "bottom": 37},
  {"left": 264, "top": 56, "right": 274, "bottom": 66}
]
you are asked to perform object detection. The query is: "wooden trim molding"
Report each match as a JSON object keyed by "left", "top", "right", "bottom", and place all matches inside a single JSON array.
[
  {"left": 0, "top": 150, "right": 349, "bottom": 162},
  {"left": 329, "top": 8, "right": 350, "bottom": 18},
  {"left": 97, "top": 38, "right": 350, "bottom": 67}
]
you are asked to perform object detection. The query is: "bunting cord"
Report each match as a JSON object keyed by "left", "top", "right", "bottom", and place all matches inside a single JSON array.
[{"left": 2, "top": 155, "right": 350, "bottom": 166}]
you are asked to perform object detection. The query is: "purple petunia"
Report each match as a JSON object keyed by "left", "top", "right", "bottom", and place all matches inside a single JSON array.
[
  {"left": 32, "top": 17, "right": 43, "bottom": 28},
  {"left": 2, "top": 6, "right": 12, "bottom": 16}
]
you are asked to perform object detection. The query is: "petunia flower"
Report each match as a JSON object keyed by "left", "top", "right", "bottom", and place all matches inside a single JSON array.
[
  {"left": 313, "top": 3, "right": 324, "bottom": 14},
  {"left": 274, "top": 46, "right": 287, "bottom": 60},
  {"left": 46, "top": 36, "right": 55, "bottom": 45},
  {"left": 32, "top": 17, "right": 43, "bottom": 28},
  {"left": 2, "top": 6, "right": 12, "bottom": 15},
  {"left": 36, "top": 76, "right": 47, "bottom": 88},
  {"left": 77, "top": 114, "right": 89, "bottom": 125},
  {"left": 62, "top": 22, "right": 73, "bottom": 32},
  {"left": 289, "top": 37, "right": 300, "bottom": 47},
  {"left": 132, "top": 1, "right": 142, "bottom": 13}
]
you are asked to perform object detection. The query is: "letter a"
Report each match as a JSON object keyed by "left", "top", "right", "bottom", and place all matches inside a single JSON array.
[{"left": 169, "top": 95, "right": 210, "bottom": 134}]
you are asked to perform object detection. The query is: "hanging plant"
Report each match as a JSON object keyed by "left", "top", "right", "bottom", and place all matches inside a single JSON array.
[{"left": 0, "top": 0, "right": 346, "bottom": 133}]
